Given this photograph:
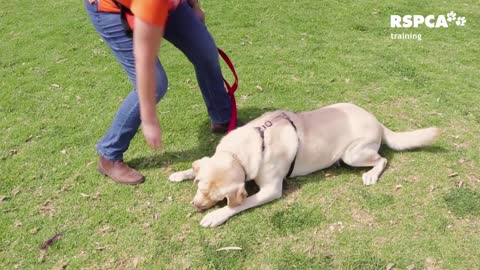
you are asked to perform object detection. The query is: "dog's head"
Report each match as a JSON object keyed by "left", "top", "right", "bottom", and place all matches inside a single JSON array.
[{"left": 191, "top": 154, "right": 247, "bottom": 211}]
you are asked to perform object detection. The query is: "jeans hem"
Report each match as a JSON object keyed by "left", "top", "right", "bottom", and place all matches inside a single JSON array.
[{"left": 96, "top": 145, "right": 123, "bottom": 161}]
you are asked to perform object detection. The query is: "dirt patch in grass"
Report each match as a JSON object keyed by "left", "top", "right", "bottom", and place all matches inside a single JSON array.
[{"left": 351, "top": 206, "right": 377, "bottom": 228}]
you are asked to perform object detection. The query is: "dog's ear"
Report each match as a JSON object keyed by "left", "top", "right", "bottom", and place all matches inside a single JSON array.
[
  {"left": 226, "top": 183, "right": 247, "bottom": 208},
  {"left": 192, "top": 157, "right": 209, "bottom": 184},
  {"left": 192, "top": 157, "right": 209, "bottom": 175},
  {"left": 193, "top": 178, "right": 200, "bottom": 185}
]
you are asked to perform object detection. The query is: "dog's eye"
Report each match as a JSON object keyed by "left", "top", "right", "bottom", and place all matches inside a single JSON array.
[{"left": 193, "top": 178, "right": 200, "bottom": 184}]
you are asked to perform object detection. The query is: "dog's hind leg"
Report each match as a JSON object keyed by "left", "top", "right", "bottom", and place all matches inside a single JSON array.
[{"left": 342, "top": 141, "right": 387, "bottom": 185}]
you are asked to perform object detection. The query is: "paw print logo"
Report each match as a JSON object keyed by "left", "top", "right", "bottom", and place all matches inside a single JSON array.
[
  {"left": 456, "top": 17, "right": 467, "bottom": 26},
  {"left": 447, "top": 11, "right": 456, "bottom": 22}
]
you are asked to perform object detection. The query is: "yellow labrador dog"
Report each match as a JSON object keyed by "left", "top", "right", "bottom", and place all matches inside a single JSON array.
[{"left": 169, "top": 103, "right": 439, "bottom": 227}]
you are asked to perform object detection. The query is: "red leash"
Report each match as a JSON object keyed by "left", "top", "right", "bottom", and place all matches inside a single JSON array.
[{"left": 217, "top": 48, "right": 239, "bottom": 132}]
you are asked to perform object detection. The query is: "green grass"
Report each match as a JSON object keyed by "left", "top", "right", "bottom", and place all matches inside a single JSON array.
[
  {"left": 444, "top": 188, "right": 480, "bottom": 217},
  {"left": 1, "top": 0, "right": 480, "bottom": 269},
  {"left": 270, "top": 203, "right": 325, "bottom": 234}
]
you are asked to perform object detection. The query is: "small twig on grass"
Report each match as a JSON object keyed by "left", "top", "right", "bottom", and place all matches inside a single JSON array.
[
  {"left": 323, "top": 196, "right": 338, "bottom": 215},
  {"left": 39, "top": 233, "right": 63, "bottom": 250},
  {"left": 216, "top": 247, "right": 242, "bottom": 252}
]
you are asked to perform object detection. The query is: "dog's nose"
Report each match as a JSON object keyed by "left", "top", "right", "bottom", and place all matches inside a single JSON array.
[{"left": 191, "top": 201, "right": 205, "bottom": 212}]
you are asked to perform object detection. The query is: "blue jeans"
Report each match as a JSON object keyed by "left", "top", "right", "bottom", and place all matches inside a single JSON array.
[{"left": 85, "top": 0, "right": 232, "bottom": 161}]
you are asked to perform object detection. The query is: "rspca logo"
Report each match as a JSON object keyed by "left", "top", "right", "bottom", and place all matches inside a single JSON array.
[{"left": 391, "top": 11, "right": 467, "bottom": 28}]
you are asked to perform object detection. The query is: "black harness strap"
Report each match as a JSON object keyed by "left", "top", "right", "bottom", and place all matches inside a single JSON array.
[
  {"left": 284, "top": 116, "right": 298, "bottom": 178},
  {"left": 254, "top": 112, "right": 300, "bottom": 179},
  {"left": 254, "top": 127, "right": 266, "bottom": 152},
  {"left": 114, "top": 1, "right": 134, "bottom": 38}
]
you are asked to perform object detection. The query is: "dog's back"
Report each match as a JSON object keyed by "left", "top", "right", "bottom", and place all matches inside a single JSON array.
[{"left": 292, "top": 103, "right": 439, "bottom": 177}]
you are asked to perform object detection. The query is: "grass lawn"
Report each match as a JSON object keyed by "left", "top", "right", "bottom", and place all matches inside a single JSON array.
[{"left": 1, "top": 0, "right": 480, "bottom": 269}]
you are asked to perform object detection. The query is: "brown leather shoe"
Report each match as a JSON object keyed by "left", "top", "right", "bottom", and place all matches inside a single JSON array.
[
  {"left": 98, "top": 156, "right": 145, "bottom": 185},
  {"left": 211, "top": 120, "right": 244, "bottom": 134}
]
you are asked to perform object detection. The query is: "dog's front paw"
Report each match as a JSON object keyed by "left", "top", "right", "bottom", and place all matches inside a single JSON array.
[
  {"left": 362, "top": 172, "right": 379, "bottom": 186},
  {"left": 168, "top": 172, "right": 188, "bottom": 182},
  {"left": 200, "top": 209, "right": 230, "bottom": 227}
]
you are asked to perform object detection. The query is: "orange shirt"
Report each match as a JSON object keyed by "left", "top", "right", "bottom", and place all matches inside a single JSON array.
[{"left": 90, "top": 0, "right": 171, "bottom": 27}]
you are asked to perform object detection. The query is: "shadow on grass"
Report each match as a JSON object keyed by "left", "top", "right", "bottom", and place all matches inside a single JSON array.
[
  {"left": 128, "top": 107, "right": 277, "bottom": 170},
  {"left": 281, "top": 144, "right": 448, "bottom": 198},
  {"left": 374, "top": 144, "right": 448, "bottom": 174},
  {"left": 380, "top": 145, "right": 448, "bottom": 160},
  {"left": 126, "top": 106, "right": 450, "bottom": 230}
]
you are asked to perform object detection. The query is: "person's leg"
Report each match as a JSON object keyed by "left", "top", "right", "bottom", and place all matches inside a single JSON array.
[
  {"left": 85, "top": 0, "right": 168, "bottom": 162},
  {"left": 85, "top": 0, "right": 167, "bottom": 184},
  {"left": 163, "top": 2, "right": 232, "bottom": 126}
]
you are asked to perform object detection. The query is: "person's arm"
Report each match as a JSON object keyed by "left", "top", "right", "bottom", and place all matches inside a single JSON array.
[
  {"left": 133, "top": 17, "right": 164, "bottom": 150},
  {"left": 188, "top": 0, "right": 205, "bottom": 23}
]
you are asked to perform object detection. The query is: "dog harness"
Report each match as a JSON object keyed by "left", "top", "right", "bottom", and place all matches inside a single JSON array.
[{"left": 254, "top": 112, "right": 300, "bottom": 178}]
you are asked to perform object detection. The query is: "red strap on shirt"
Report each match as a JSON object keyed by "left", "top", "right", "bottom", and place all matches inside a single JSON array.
[
  {"left": 217, "top": 48, "right": 239, "bottom": 132},
  {"left": 125, "top": 11, "right": 135, "bottom": 29}
]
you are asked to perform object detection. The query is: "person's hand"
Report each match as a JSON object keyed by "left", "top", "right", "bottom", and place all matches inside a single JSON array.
[
  {"left": 133, "top": 17, "right": 164, "bottom": 151},
  {"left": 141, "top": 119, "right": 163, "bottom": 150}
]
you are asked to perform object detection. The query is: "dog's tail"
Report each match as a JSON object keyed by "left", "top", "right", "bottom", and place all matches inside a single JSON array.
[{"left": 382, "top": 125, "right": 440, "bottom": 151}]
